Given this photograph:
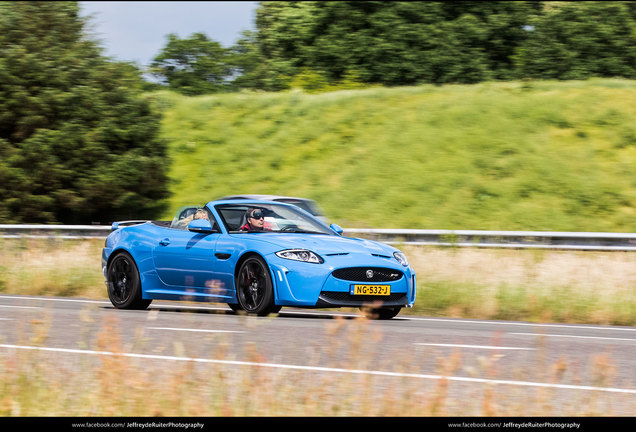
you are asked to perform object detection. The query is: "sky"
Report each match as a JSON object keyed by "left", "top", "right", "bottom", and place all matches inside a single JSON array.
[{"left": 80, "top": 1, "right": 259, "bottom": 67}]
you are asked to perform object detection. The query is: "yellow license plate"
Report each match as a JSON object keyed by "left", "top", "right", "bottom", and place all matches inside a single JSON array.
[{"left": 352, "top": 285, "right": 391, "bottom": 296}]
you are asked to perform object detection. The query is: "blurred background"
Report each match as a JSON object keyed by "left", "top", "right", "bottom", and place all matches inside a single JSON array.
[{"left": 1, "top": 1, "right": 635, "bottom": 232}]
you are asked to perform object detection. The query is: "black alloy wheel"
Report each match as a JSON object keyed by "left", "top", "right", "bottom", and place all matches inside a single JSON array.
[
  {"left": 236, "top": 256, "right": 277, "bottom": 316},
  {"left": 107, "top": 252, "right": 152, "bottom": 309}
]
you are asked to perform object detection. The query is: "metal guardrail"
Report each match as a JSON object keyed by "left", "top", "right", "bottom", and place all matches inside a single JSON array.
[
  {"left": 1, "top": 224, "right": 636, "bottom": 251},
  {"left": 0, "top": 224, "right": 111, "bottom": 239},
  {"left": 344, "top": 228, "right": 636, "bottom": 251}
]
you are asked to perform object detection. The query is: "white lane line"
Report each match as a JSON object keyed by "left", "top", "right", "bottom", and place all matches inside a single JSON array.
[
  {"left": 0, "top": 295, "right": 108, "bottom": 305},
  {"left": 511, "top": 332, "right": 636, "bottom": 342},
  {"left": 147, "top": 327, "right": 244, "bottom": 334},
  {"left": 415, "top": 343, "right": 534, "bottom": 351},
  {"left": 1, "top": 295, "right": 635, "bottom": 333},
  {"left": 0, "top": 295, "right": 355, "bottom": 317},
  {"left": 0, "top": 304, "right": 42, "bottom": 310},
  {"left": 0, "top": 295, "right": 227, "bottom": 312},
  {"left": 407, "top": 317, "right": 636, "bottom": 332},
  {"left": 1, "top": 343, "right": 635, "bottom": 395}
]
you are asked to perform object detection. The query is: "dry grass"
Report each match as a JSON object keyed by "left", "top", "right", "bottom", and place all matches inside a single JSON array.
[
  {"left": 403, "top": 245, "right": 636, "bottom": 325},
  {"left": 0, "top": 238, "right": 634, "bottom": 325},
  {"left": 407, "top": 246, "right": 636, "bottom": 292},
  {"left": 0, "top": 238, "right": 105, "bottom": 299}
]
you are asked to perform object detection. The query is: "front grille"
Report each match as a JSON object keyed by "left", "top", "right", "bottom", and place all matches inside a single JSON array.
[{"left": 332, "top": 267, "right": 403, "bottom": 282}]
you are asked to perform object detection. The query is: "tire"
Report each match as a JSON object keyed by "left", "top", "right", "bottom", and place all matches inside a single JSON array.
[
  {"left": 107, "top": 251, "right": 152, "bottom": 310},
  {"left": 227, "top": 303, "right": 242, "bottom": 313},
  {"left": 361, "top": 306, "right": 402, "bottom": 320},
  {"left": 235, "top": 255, "right": 276, "bottom": 316}
]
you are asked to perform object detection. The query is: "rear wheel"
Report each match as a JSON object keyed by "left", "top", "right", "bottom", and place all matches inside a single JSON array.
[
  {"left": 107, "top": 251, "right": 152, "bottom": 309},
  {"left": 236, "top": 256, "right": 276, "bottom": 316}
]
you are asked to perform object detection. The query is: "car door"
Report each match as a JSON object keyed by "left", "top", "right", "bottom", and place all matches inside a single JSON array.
[{"left": 152, "top": 214, "right": 222, "bottom": 293}]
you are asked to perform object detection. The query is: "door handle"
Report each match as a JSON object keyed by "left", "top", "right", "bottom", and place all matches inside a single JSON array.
[{"left": 159, "top": 238, "right": 171, "bottom": 246}]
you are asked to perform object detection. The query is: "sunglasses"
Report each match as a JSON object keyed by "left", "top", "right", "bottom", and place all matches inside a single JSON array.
[{"left": 250, "top": 210, "right": 264, "bottom": 219}]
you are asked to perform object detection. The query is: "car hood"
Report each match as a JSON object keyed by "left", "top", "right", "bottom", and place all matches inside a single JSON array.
[{"left": 233, "top": 233, "right": 398, "bottom": 257}]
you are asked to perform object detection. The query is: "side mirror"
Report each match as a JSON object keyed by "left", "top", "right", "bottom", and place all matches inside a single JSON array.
[
  {"left": 330, "top": 223, "right": 344, "bottom": 235},
  {"left": 188, "top": 219, "right": 215, "bottom": 233}
]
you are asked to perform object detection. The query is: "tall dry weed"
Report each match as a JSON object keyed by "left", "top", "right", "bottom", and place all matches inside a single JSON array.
[
  {"left": 404, "top": 246, "right": 636, "bottom": 325},
  {"left": 0, "top": 309, "right": 634, "bottom": 416}
]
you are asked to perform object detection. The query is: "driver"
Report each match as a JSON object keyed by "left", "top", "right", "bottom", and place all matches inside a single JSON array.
[{"left": 240, "top": 208, "right": 270, "bottom": 231}]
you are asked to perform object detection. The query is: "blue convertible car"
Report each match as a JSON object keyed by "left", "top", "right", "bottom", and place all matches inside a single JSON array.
[{"left": 102, "top": 199, "right": 416, "bottom": 319}]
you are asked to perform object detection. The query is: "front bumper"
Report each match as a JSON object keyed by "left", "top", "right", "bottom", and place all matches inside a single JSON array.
[{"left": 267, "top": 253, "right": 416, "bottom": 308}]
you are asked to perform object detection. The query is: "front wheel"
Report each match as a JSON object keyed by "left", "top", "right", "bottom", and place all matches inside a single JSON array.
[
  {"left": 236, "top": 256, "right": 276, "bottom": 316},
  {"left": 107, "top": 251, "right": 152, "bottom": 310}
]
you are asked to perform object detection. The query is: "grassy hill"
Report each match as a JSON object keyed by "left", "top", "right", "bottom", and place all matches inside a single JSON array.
[{"left": 147, "top": 78, "right": 636, "bottom": 232}]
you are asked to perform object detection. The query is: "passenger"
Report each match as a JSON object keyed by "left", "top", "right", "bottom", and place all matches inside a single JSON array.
[
  {"left": 177, "top": 208, "right": 209, "bottom": 229},
  {"left": 193, "top": 209, "right": 209, "bottom": 220},
  {"left": 240, "top": 208, "right": 269, "bottom": 231}
]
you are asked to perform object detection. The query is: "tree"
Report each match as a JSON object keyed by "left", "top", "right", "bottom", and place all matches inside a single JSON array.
[
  {"left": 252, "top": 1, "right": 540, "bottom": 87},
  {"left": 514, "top": 2, "right": 636, "bottom": 80},
  {"left": 0, "top": 2, "right": 170, "bottom": 224},
  {"left": 226, "top": 30, "right": 273, "bottom": 91},
  {"left": 150, "top": 32, "right": 231, "bottom": 95}
]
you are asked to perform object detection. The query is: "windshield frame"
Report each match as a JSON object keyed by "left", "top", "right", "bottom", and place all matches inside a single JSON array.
[{"left": 213, "top": 202, "right": 335, "bottom": 235}]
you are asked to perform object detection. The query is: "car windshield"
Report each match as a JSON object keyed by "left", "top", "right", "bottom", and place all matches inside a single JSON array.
[
  {"left": 275, "top": 199, "right": 324, "bottom": 217},
  {"left": 215, "top": 203, "right": 334, "bottom": 235}
]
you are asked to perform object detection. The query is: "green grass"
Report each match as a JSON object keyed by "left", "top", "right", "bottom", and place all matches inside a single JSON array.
[{"left": 147, "top": 78, "right": 636, "bottom": 232}]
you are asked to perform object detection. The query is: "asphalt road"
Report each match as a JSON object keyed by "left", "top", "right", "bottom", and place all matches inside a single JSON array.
[{"left": 1, "top": 293, "right": 635, "bottom": 415}]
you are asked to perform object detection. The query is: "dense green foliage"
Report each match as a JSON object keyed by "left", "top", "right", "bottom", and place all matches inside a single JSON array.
[
  {"left": 150, "top": 32, "right": 231, "bottom": 95},
  {"left": 253, "top": 1, "right": 538, "bottom": 87},
  {"left": 0, "top": 2, "right": 170, "bottom": 224},
  {"left": 514, "top": 2, "right": 636, "bottom": 79},
  {"left": 2, "top": 1, "right": 635, "bottom": 228},
  {"left": 152, "top": 79, "right": 636, "bottom": 232},
  {"left": 150, "top": 1, "right": 636, "bottom": 94}
]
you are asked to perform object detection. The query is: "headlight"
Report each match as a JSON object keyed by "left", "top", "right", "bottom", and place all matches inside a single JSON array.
[
  {"left": 393, "top": 251, "right": 409, "bottom": 267},
  {"left": 275, "top": 249, "right": 324, "bottom": 264}
]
